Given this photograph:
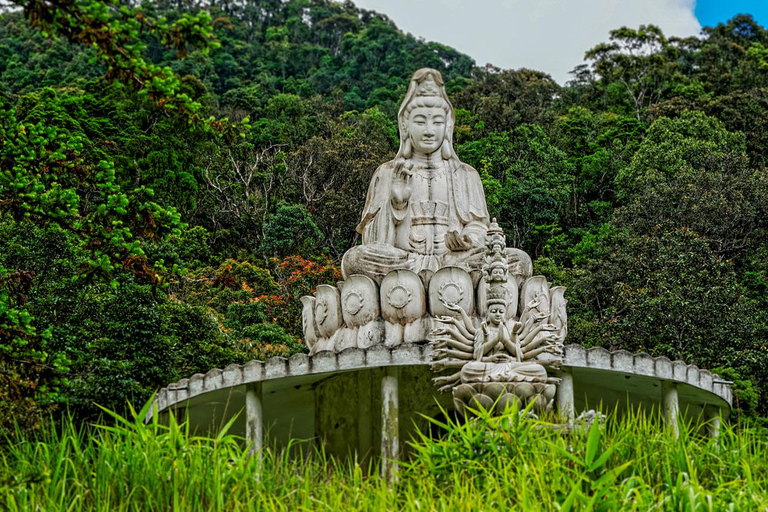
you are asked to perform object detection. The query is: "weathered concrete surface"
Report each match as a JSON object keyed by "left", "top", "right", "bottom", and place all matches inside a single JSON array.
[
  {"left": 150, "top": 344, "right": 732, "bottom": 457},
  {"left": 381, "top": 367, "right": 399, "bottom": 485}
]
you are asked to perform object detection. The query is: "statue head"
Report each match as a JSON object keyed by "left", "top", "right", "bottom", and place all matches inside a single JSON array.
[
  {"left": 396, "top": 68, "right": 457, "bottom": 161},
  {"left": 486, "top": 285, "right": 507, "bottom": 326}
]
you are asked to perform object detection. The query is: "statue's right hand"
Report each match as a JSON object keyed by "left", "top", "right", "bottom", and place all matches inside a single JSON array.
[{"left": 392, "top": 169, "right": 413, "bottom": 205}]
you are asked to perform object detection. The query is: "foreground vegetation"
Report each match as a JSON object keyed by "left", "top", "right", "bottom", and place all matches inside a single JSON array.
[{"left": 1, "top": 401, "right": 767, "bottom": 511}]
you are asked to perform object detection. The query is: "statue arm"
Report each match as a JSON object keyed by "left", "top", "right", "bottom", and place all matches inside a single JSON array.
[
  {"left": 432, "top": 336, "right": 474, "bottom": 353},
  {"left": 521, "top": 322, "right": 559, "bottom": 347},
  {"left": 473, "top": 326, "right": 499, "bottom": 360},
  {"left": 357, "top": 164, "right": 402, "bottom": 241},
  {"left": 390, "top": 162, "right": 412, "bottom": 221},
  {"left": 524, "top": 341, "right": 563, "bottom": 360},
  {"left": 452, "top": 163, "right": 489, "bottom": 246},
  {"left": 521, "top": 323, "right": 547, "bottom": 347},
  {"left": 461, "top": 219, "right": 488, "bottom": 248},
  {"left": 439, "top": 306, "right": 476, "bottom": 338},
  {"left": 432, "top": 324, "right": 474, "bottom": 347},
  {"left": 497, "top": 325, "right": 523, "bottom": 359},
  {"left": 433, "top": 348, "right": 474, "bottom": 360}
]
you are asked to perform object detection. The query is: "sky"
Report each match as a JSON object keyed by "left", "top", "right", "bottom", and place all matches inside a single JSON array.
[{"left": 350, "top": 0, "right": 768, "bottom": 85}]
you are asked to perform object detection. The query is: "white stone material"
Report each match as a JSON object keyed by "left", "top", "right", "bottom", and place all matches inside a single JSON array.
[
  {"left": 148, "top": 344, "right": 732, "bottom": 424},
  {"left": 380, "top": 270, "right": 425, "bottom": 325},
  {"left": 707, "top": 406, "right": 721, "bottom": 439},
  {"left": 381, "top": 367, "right": 399, "bottom": 485},
  {"left": 246, "top": 383, "right": 263, "bottom": 458},
  {"left": 340, "top": 275, "right": 380, "bottom": 327},
  {"left": 314, "top": 285, "right": 343, "bottom": 341},
  {"left": 556, "top": 368, "right": 574, "bottom": 423},
  {"left": 520, "top": 276, "right": 550, "bottom": 317},
  {"left": 662, "top": 380, "right": 680, "bottom": 438},
  {"left": 428, "top": 266, "right": 474, "bottom": 318}
]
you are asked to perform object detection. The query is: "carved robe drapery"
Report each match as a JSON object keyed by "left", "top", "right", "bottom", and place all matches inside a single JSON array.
[
  {"left": 342, "top": 157, "right": 489, "bottom": 279},
  {"left": 358, "top": 158, "right": 488, "bottom": 247}
]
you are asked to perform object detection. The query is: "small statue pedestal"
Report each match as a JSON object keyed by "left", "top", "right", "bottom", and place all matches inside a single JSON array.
[{"left": 452, "top": 379, "right": 560, "bottom": 416}]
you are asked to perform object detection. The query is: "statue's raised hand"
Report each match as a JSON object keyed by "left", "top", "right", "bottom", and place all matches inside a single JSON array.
[
  {"left": 445, "top": 230, "right": 473, "bottom": 251},
  {"left": 392, "top": 163, "right": 413, "bottom": 205},
  {"left": 442, "top": 302, "right": 463, "bottom": 313},
  {"left": 545, "top": 345, "right": 564, "bottom": 356}
]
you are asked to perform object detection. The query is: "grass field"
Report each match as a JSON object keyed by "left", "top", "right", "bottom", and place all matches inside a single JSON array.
[{"left": 2, "top": 400, "right": 767, "bottom": 511}]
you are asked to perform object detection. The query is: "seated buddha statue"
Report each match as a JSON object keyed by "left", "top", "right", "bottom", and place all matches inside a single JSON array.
[{"left": 341, "top": 68, "right": 531, "bottom": 282}]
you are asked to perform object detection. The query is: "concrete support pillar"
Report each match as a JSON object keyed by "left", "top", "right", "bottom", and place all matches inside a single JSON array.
[
  {"left": 706, "top": 406, "right": 721, "bottom": 439},
  {"left": 246, "top": 383, "right": 264, "bottom": 458},
  {"left": 381, "top": 367, "right": 399, "bottom": 485},
  {"left": 662, "top": 381, "right": 679, "bottom": 439},
  {"left": 358, "top": 371, "right": 372, "bottom": 461},
  {"left": 556, "top": 368, "right": 575, "bottom": 424}
]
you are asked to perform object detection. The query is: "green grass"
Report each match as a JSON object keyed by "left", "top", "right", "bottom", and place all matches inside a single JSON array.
[{"left": 1, "top": 400, "right": 767, "bottom": 511}]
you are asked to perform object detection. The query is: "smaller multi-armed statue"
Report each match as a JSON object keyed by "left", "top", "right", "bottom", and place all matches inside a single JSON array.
[{"left": 430, "top": 220, "right": 566, "bottom": 415}]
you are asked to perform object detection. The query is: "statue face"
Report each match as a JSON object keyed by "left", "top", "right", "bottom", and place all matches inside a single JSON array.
[
  {"left": 408, "top": 107, "right": 446, "bottom": 155},
  {"left": 488, "top": 304, "right": 505, "bottom": 326}
]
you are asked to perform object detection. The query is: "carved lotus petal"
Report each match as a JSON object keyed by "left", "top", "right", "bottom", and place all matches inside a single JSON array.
[
  {"left": 315, "top": 285, "right": 343, "bottom": 339},
  {"left": 300, "top": 296, "right": 319, "bottom": 350},
  {"left": 429, "top": 266, "right": 473, "bottom": 318},
  {"left": 453, "top": 383, "right": 476, "bottom": 404},
  {"left": 380, "top": 270, "right": 425, "bottom": 325},
  {"left": 520, "top": 276, "right": 550, "bottom": 317},
  {"left": 470, "top": 393, "right": 494, "bottom": 411},
  {"left": 495, "top": 393, "right": 519, "bottom": 415},
  {"left": 512, "top": 382, "right": 536, "bottom": 399},
  {"left": 549, "top": 286, "right": 568, "bottom": 341},
  {"left": 340, "top": 275, "right": 379, "bottom": 327},
  {"left": 482, "top": 382, "right": 506, "bottom": 401}
]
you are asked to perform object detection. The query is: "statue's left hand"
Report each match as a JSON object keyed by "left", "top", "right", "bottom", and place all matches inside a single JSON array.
[
  {"left": 545, "top": 345, "right": 564, "bottom": 356},
  {"left": 445, "top": 230, "right": 473, "bottom": 251}
]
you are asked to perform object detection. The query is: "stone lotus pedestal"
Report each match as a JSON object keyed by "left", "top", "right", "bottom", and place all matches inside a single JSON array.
[
  {"left": 452, "top": 379, "right": 560, "bottom": 416},
  {"left": 303, "top": 266, "right": 488, "bottom": 355}
]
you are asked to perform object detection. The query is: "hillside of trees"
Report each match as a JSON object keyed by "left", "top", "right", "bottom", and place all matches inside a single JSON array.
[{"left": 1, "top": 0, "right": 767, "bottom": 433}]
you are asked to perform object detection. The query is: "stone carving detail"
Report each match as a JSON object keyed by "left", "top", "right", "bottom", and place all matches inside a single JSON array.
[
  {"left": 380, "top": 270, "right": 425, "bottom": 324},
  {"left": 386, "top": 284, "right": 412, "bottom": 309},
  {"left": 340, "top": 275, "right": 379, "bottom": 327},
  {"left": 429, "top": 267, "right": 473, "bottom": 318},
  {"left": 300, "top": 69, "right": 568, "bottom": 386},
  {"left": 430, "top": 220, "right": 565, "bottom": 415}
]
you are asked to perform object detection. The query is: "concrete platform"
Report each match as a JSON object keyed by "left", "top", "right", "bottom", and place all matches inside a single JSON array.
[{"left": 149, "top": 344, "right": 732, "bottom": 458}]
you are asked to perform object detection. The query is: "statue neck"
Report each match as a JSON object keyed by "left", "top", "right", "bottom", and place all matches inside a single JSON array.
[{"left": 410, "top": 150, "right": 441, "bottom": 168}]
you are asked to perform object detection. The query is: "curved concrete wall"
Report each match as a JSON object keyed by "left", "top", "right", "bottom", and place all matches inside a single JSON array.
[{"left": 150, "top": 343, "right": 731, "bottom": 420}]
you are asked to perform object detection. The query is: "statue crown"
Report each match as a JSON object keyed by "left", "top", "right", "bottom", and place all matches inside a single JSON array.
[
  {"left": 487, "top": 284, "right": 507, "bottom": 306},
  {"left": 416, "top": 75, "right": 440, "bottom": 97}
]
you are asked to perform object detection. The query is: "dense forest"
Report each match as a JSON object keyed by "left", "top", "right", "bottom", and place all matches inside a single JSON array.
[{"left": 1, "top": 0, "right": 767, "bottom": 434}]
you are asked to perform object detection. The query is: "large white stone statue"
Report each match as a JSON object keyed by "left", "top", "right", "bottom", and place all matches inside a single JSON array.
[
  {"left": 342, "top": 68, "right": 531, "bottom": 281},
  {"left": 300, "top": 68, "right": 566, "bottom": 393}
]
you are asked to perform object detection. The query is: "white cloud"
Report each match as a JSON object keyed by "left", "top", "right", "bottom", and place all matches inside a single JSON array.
[{"left": 350, "top": 0, "right": 701, "bottom": 84}]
